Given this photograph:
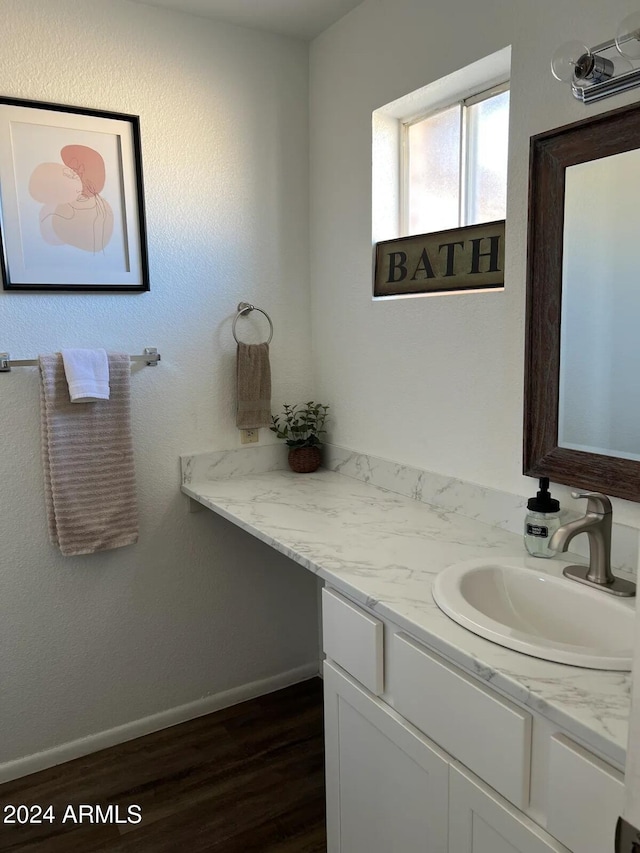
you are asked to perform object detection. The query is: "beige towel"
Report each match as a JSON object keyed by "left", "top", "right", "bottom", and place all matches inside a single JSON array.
[
  {"left": 236, "top": 342, "right": 272, "bottom": 429},
  {"left": 39, "top": 353, "right": 139, "bottom": 557}
]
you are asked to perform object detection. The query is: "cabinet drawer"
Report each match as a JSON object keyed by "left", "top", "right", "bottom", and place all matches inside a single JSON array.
[
  {"left": 391, "top": 632, "right": 531, "bottom": 809},
  {"left": 322, "top": 588, "right": 383, "bottom": 695},
  {"left": 547, "top": 733, "right": 624, "bottom": 853}
]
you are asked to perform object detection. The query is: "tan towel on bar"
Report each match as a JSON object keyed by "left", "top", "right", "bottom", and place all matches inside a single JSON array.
[
  {"left": 39, "top": 353, "right": 139, "bottom": 557},
  {"left": 236, "top": 342, "right": 272, "bottom": 429}
]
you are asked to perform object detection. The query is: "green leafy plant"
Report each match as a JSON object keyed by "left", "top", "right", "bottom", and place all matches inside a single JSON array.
[{"left": 270, "top": 402, "right": 330, "bottom": 449}]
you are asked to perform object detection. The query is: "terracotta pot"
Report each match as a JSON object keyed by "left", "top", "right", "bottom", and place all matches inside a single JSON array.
[{"left": 288, "top": 446, "right": 322, "bottom": 473}]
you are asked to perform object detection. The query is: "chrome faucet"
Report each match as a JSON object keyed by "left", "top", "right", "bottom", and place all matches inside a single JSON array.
[{"left": 549, "top": 491, "right": 635, "bottom": 597}]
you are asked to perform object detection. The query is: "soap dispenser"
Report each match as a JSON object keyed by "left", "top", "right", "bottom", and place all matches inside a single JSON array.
[{"left": 524, "top": 478, "right": 561, "bottom": 558}]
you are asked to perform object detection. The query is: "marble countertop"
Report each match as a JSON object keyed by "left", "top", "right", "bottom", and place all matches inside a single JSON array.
[{"left": 182, "top": 467, "right": 631, "bottom": 769}]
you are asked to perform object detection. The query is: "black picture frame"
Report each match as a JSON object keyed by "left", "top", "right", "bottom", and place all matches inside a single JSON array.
[{"left": 0, "top": 96, "right": 149, "bottom": 292}]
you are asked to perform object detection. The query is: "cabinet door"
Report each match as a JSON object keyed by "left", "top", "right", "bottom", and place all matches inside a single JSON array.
[
  {"left": 324, "top": 660, "right": 449, "bottom": 853},
  {"left": 547, "top": 733, "right": 623, "bottom": 853},
  {"left": 449, "top": 764, "right": 569, "bottom": 853}
]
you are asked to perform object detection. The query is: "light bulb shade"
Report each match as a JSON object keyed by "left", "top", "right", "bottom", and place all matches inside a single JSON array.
[
  {"left": 612, "top": 54, "right": 635, "bottom": 75},
  {"left": 616, "top": 12, "right": 640, "bottom": 59},
  {"left": 551, "top": 41, "right": 591, "bottom": 82},
  {"left": 551, "top": 41, "right": 615, "bottom": 84}
]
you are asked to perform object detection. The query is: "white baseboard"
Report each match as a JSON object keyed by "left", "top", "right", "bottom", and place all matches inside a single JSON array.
[{"left": 0, "top": 662, "right": 320, "bottom": 784}]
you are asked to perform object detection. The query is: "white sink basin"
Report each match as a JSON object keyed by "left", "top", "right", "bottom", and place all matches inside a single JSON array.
[{"left": 432, "top": 557, "right": 634, "bottom": 670}]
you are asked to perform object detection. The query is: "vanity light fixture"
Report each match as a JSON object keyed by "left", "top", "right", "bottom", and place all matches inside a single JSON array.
[{"left": 551, "top": 12, "right": 640, "bottom": 103}]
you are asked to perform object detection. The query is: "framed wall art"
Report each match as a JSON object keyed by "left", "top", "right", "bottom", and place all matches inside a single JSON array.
[{"left": 0, "top": 97, "right": 149, "bottom": 292}]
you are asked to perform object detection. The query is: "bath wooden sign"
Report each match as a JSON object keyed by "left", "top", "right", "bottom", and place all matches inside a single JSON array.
[{"left": 374, "top": 219, "right": 505, "bottom": 297}]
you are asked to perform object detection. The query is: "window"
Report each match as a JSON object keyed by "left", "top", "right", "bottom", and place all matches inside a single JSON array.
[
  {"left": 371, "top": 47, "right": 511, "bottom": 297},
  {"left": 403, "top": 83, "right": 509, "bottom": 237}
]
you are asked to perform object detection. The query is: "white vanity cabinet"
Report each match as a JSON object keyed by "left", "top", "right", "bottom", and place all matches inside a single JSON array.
[{"left": 322, "top": 586, "right": 622, "bottom": 853}]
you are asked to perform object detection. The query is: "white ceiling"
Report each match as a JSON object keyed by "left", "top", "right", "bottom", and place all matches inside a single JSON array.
[{"left": 129, "top": 0, "right": 364, "bottom": 40}]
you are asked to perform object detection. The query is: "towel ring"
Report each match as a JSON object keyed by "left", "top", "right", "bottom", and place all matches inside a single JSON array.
[{"left": 232, "top": 302, "right": 274, "bottom": 345}]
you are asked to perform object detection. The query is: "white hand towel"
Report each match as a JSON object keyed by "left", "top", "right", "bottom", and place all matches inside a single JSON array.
[{"left": 61, "top": 348, "right": 110, "bottom": 402}]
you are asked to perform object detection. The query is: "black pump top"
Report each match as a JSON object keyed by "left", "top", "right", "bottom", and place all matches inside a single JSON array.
[{"left": 527, "top": 477, "right": 560, "bottom": 513}]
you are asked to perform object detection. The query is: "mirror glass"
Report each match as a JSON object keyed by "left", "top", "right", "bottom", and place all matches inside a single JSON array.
[{"left": 558, "top": 148, "right": 640, "bottom": 462}]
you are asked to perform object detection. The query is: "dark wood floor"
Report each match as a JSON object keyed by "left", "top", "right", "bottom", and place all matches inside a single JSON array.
[{"left": 0, "top": 678, "right": 326, "bottom": 852}]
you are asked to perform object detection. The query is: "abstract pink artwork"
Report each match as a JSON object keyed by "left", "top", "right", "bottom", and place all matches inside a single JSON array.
[{"left": 29, "top": 145, "right": 114, "bottom": 254}]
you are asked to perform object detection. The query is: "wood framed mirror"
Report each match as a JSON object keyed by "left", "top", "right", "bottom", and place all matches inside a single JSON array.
[{"left": 524, "top": 100, "right": 640, "bottom": 503}]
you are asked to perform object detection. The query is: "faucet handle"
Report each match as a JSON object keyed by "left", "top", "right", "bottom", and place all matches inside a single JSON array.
[{"left": 570, "top": 491, "right": 613, "bottom": 515}]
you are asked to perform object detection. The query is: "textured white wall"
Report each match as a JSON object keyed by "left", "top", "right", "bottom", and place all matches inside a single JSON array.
[
  {"left": 309, "top": 0, "right": 640, "bottom": 528},
  {"left": 0, "top": 0, "right": 318, "bottom": 767}
]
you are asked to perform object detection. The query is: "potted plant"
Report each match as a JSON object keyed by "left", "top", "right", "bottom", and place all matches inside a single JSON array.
[{"left": 271, "top": 402, "right": 330, "bottom": 473}]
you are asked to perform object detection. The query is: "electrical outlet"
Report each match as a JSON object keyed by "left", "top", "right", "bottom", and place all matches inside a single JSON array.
[{"left": 241, "top": 428, "right": 259, "bottom": 444}]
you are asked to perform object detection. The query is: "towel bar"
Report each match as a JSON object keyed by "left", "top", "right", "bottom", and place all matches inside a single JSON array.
[
  {"left": 0, "top": 348, "right": 161, "bottom": 372},
  {"left": 232, "top": 302, "right": 273, "bottom": 345}
]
